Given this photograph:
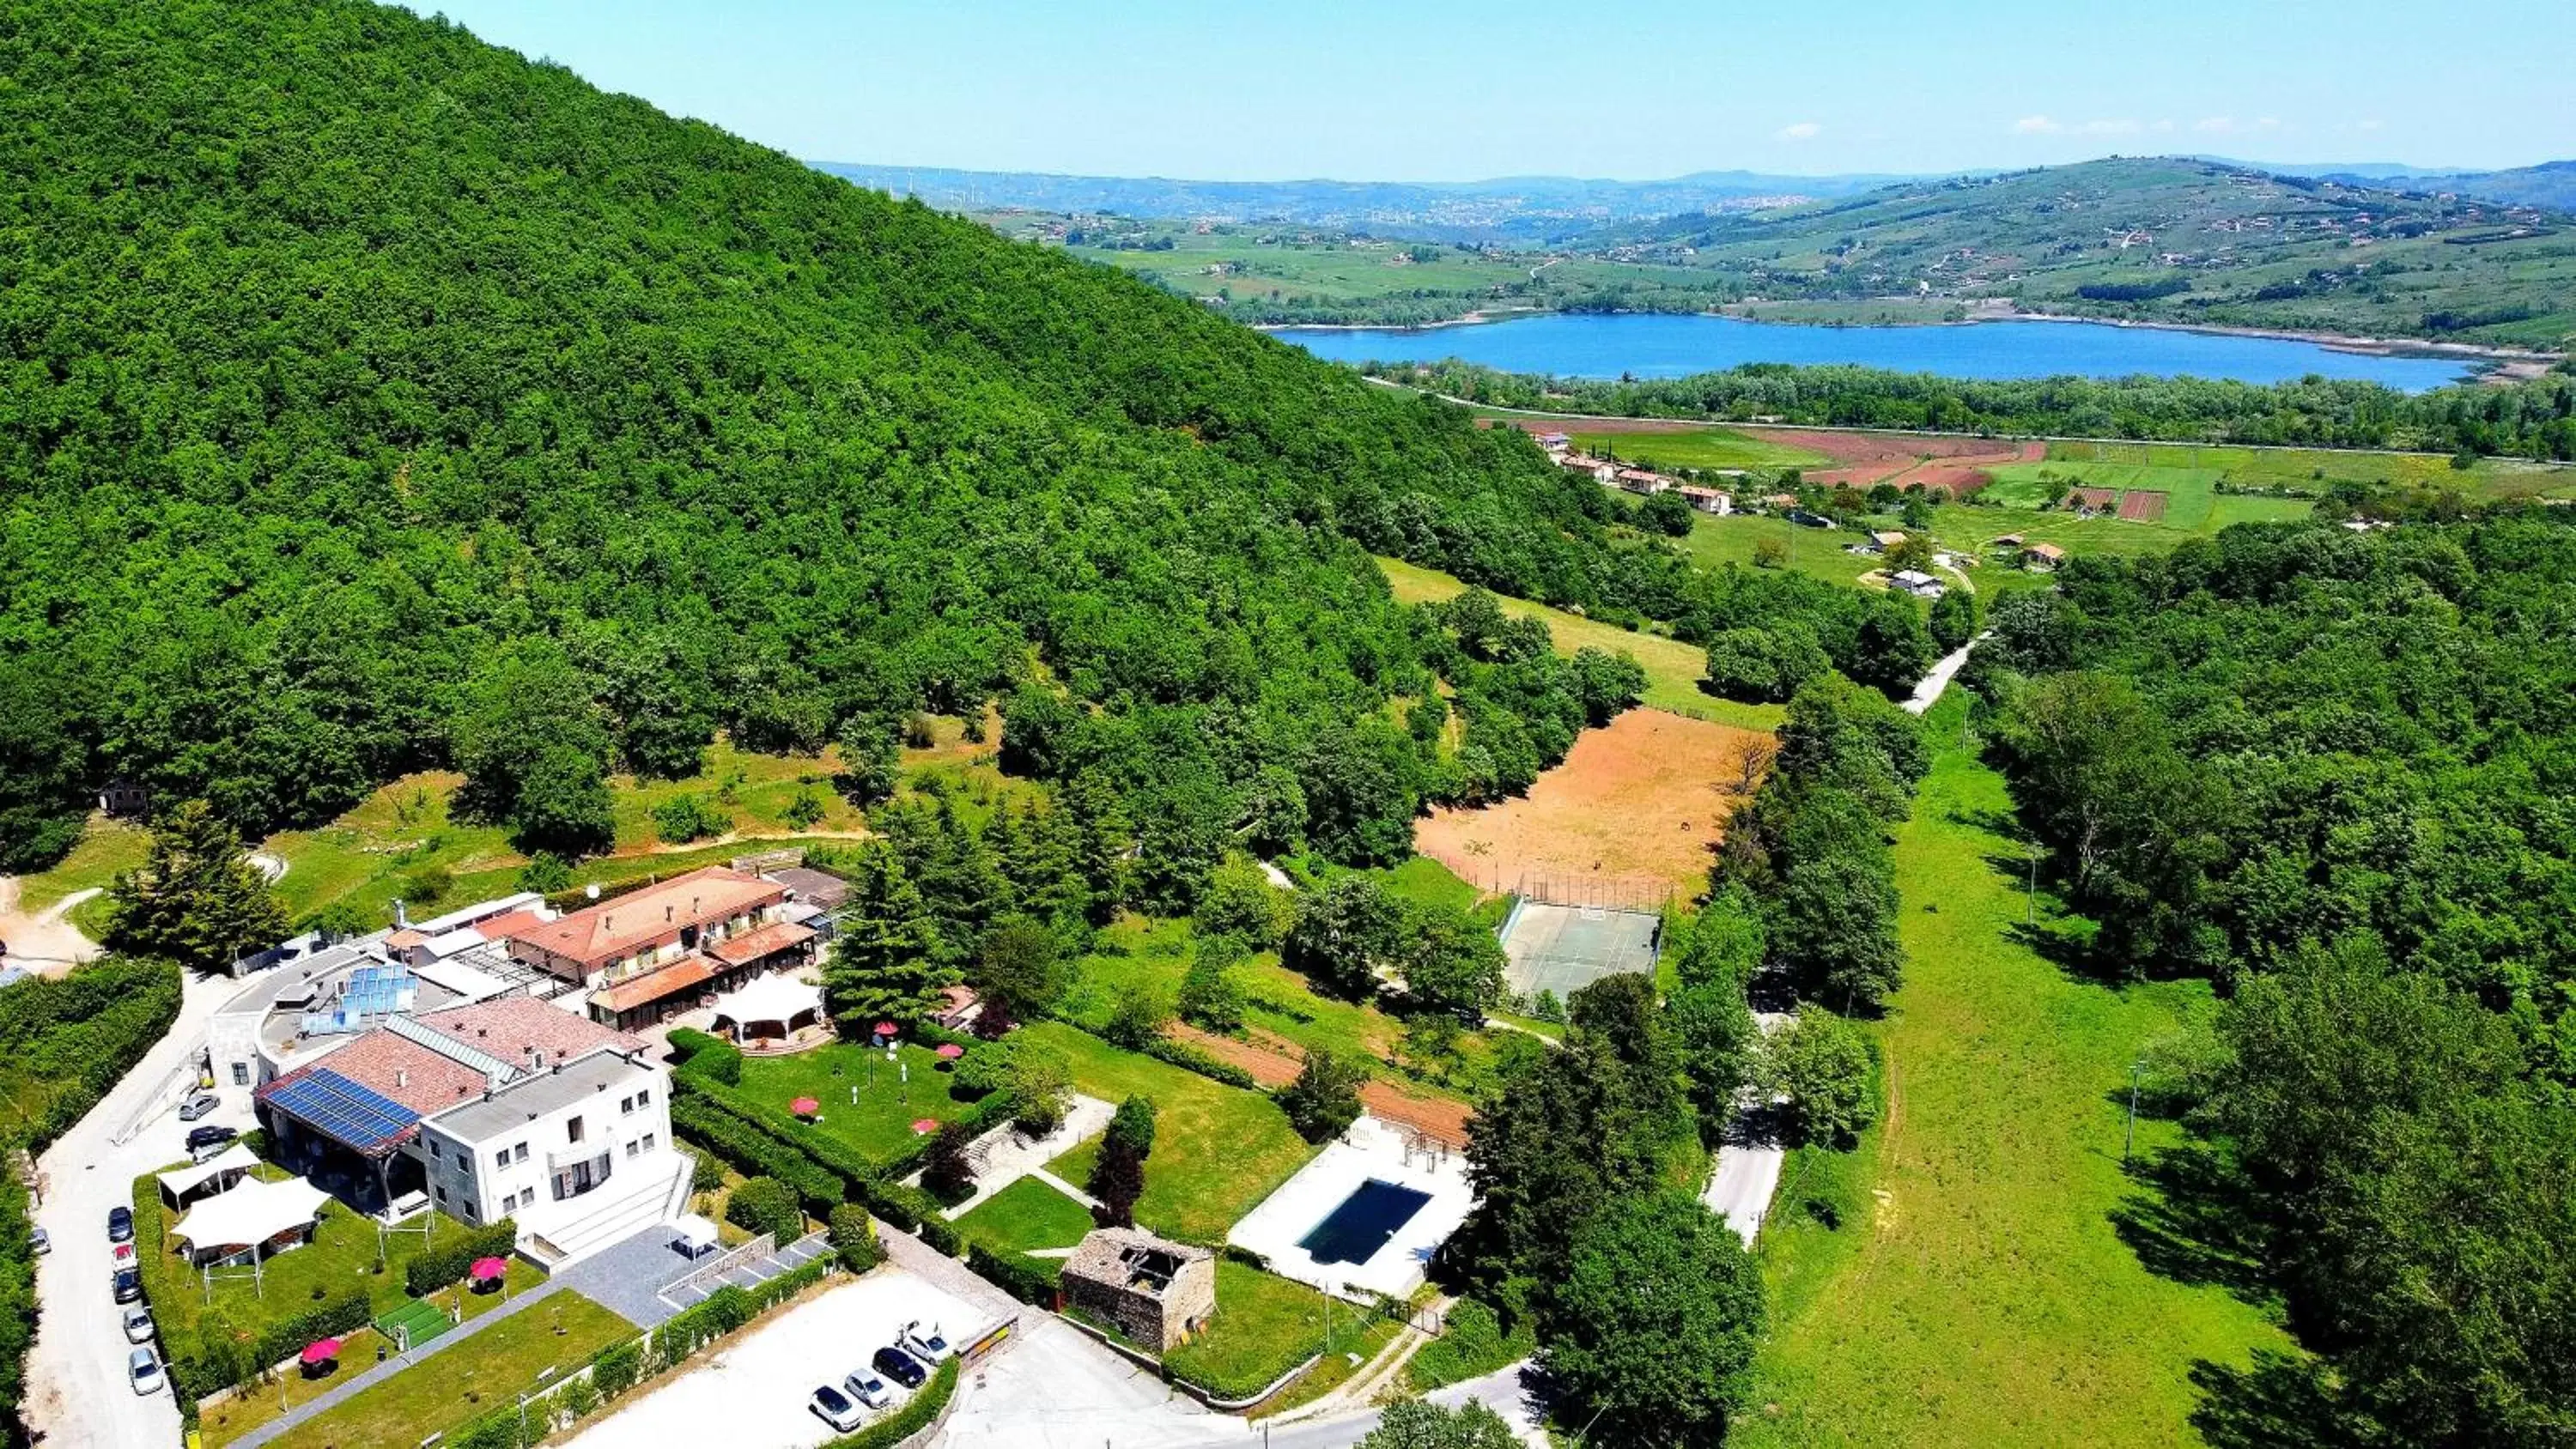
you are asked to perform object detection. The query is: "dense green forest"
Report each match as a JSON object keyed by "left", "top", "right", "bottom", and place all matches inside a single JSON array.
[
  {"left": 1971, "top": 521, "right": 2576, "bottom": 1444},
  {"left": 1368, "top": 359, "right": 2576, "bottom": 460},
  {"left": 0, "top": 0, "right": 1915, "bottom": 888}
]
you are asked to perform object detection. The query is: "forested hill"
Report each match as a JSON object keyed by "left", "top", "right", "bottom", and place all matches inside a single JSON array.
[
  {"left": 0, "top": 0, "right": 1722, "bottom": 875},
  {"left": 1579, "top": 157, "right": 2576, "bottom": 349}
]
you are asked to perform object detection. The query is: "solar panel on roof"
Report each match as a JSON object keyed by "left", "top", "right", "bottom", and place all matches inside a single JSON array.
[{"left": 269, "top": 1068, "right": 421, "bottom": 1154}]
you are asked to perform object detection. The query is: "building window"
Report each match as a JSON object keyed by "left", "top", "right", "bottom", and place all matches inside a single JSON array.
[
  {"left": 494, "top": 1149, "right": 509, "bottom": 1169},
  {"left": 642, "top": 1132, "right": 655, "bottom": 1152},
  {"left": 635, "top": 1088, "right": 651, "bottom": 1109},
  {"left": 624, "top": 1139, "right": 639, "bottom": 1159},
  {"left": 461, "top": 1204, "right": 477, "bottom": 1225},
  {"left": 434, "top": 1186, "right": 447, "bottom": 1204},
  {"left": 514, "top": 1143, "right": 529, "bottom": 1164},
  {"left": 567, "top": 1116, "right": 585, "bottom": 1143},
  {"left": 428, "top": 1140, "right": 441, "bottom": 1160},
  {"left": 232, "top": 1062, "right": 251, "bottom": 1087}
]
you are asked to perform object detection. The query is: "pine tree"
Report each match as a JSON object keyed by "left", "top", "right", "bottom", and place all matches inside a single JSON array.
[
  {"left": 1062, "top": 771, "right": 1131, "bottom": 922},
  {"left": 821, "top": 841, "right": 953, "bottom": 1032},
  {"left": 107, "top": 800, "right": 289, "bottom": 971}
]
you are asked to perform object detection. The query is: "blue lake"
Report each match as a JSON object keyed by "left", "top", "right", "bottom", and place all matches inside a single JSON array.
[{"left": 1273, "top": 312, "right": 2476, "bottom": 391}]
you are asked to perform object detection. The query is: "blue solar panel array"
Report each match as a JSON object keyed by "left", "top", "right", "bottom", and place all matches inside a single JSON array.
[
  {"left": 268, "top": 1068, "right": 421, "bottom": 1154},
  {"left": 300, "top": 964, "right": 416, "bottom": 1037}
]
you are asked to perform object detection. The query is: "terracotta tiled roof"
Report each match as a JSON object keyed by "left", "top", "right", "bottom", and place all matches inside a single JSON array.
[
  {"left": 413, "top": 995, "right": 646, "bottom": 1062},
  {"left": 471, "top": 908, "right": 548, "bottom": 942},
  {"left": 385, "top": 929, "right": 428, "bottom": 950},
  {"left": 588, "top": 956, "right": 720, "bottom": 1014},
  {"left": 258, "top": 1032, "right": 488, "bottom": 1121},
  {"left": 501, "top": 866, "right": 783, "bottom": 970},
  {"left": 706, "top": 921, "right": 816, "bottom": 968}
]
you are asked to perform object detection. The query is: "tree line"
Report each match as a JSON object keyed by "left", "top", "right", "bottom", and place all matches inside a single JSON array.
[
  {"left": 1972, "top": 518, "right": 2576, "bottom": 1445},
  {"left": 1364, "top": 359, "right": 2576, "bottom": 460}
]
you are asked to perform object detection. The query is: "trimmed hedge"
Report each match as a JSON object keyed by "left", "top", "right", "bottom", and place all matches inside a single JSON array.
[
  {"left": 829, "top": 1203, "right": 884, "bottom": 1273},
  {"left": 967, "top": 1244, "right": 1058, "bottom": 1307},
  {"left": 1141, "top": 1036, "right": 1259, "bottom": 1090},
  {"left": 404, "top": 1217, "right": 519, "bottom": 1297},
  {"left": 823, "top": 1355, "right": 959, "bottom": 1449},
  {"left": 667, "top": 1027, "right": 742, "bottom": 1085},
  {"left": 915, "top": 1216, "right": 962, "bottom": 1258}
]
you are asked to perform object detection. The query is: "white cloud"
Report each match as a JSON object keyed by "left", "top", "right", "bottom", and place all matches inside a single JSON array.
[
  {"left": 2014, "top": 114, "right": 2063, "bottom": 135},
  {"left": 2194, "top": 116, "right": 2238, "bottom": 133},
  {"left": 2080, "top": 118, "right": 2142, "bottom": 136},
  {"left": 1777, "top": 121, "right": 1823, "bottom": 142},
  {"left": 2151, "top": 118, "right": 2177, "bottom": 133}
]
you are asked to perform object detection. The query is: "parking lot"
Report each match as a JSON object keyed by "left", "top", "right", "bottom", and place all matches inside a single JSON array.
[{"left": 564, "top": 1270, "right": 987, "bottom": 1449}]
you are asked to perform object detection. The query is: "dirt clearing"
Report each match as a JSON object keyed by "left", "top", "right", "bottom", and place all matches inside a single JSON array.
[{"left": 1415, "top": 707, "right": 1770, "bottom": 899}]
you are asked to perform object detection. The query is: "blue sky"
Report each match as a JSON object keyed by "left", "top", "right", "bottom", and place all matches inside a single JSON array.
[{"left": 412, "top": 1, "right": 2574, "bottom": 180}]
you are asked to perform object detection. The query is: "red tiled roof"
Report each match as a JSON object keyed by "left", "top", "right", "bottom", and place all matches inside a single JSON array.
[
  {"left": 706, "top": 921, "right": 816, "bottom": 968},
  {"left": 588, "top": 956, "right": 720, "bottom": 1014},
  {"left": 501, "top": 866, "right": 782, "bottom": 971},
  {"left": 258, "top": 1032, "right": 488, "bottom": 1120},
  {"left": 412, "top": 995, "right": 646, "bottom": 1062},
  {"left": 471, "top": 908, "right": 548, "bottom": 942}
]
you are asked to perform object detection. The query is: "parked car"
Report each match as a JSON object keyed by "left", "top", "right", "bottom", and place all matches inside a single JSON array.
[
  {"left": 900, "top": 1321, "right": 953, "bottom": 1362},
  {"left": 185, "top": 1125, "right": 238, "bottom": 1153},
  {"left": 123, "top": 1306, "right": 155, "bottom": 1344},
  {"left": 177, "top": 1092, "right": 219, "bottom": 1123},
  {"left": 872, "top": 1344, "right": 927, "bottom": 1390},
  {"left": 111, "top": 1268, "right": 143, "bottom": 1305},
  {"left": 808, "top": 1383, "right": 866, "bottom": 1433},
  {"left": 111, "top": 1241, "right": 136, "bottom": 1265},
  {"left": 128, "top": 1348, "right": 162, "bottom": 1396},
  {"left": 28, "top": 1227, "right": 46, "bottom": 1256},
  {"left": 844, "top": 1366, "right": 892, "bottom": 1410},
  {"left": 106, "top": 1206, "right": 133, "bottom": 1244}
]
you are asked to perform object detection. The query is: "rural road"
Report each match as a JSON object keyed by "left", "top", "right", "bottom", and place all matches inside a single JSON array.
[
  {"left": 1903, "top": 635, "right": 1983, "bottom": 717},
  {"left": 1703, "top": 1009, "right": 1795, "bottom": 1243},
  {"left": 0, "top": 877, "right": 105, "bottom": 975},
  {"left": 24, "top": 967, "right": 245, "bottom": 1449},
  {"left": 1163, "top": 1361, "right": 1548, "bottom": 1448}
]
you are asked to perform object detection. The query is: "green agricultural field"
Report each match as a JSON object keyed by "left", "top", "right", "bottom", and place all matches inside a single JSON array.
[
  {"left": 951, "top": 1175, "right": 1095, "bottom": 1276},
  {"left": 262, "top": 1290, "right": 632, "bottom": 1449},
  {"left": 1668, "top": 512, "right": 1894, "bottom": 591},
  {"left": 1736, "top": 696, "right": 2288, "bottom": 1449},
  {"left": 736, "top": 1042, "right": 982, "bottom": 1165},
  {"left": 1375, "top": 555, "right": 1782, "bottom": 730},
  {"left": 1016, "top": 1022, "right": 1317, "bottom": 1244},
  {"left": 1564, "top": 426, "right": 1827, "bottom": 474}
]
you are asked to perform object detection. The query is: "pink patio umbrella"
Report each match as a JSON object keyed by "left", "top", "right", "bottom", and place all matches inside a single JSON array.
[
  {"left": 910, "top": 1118, "right": 939, "bottom": 1135},
  {"left": 933, "top": 1043, "right": 964, "bottom": 1061},
  {"left": 789, "top": 1096, "right": 821, "bottom": 1119},
  {"left": 299, "top": 1337, "right": 341, "bottom": 1368},
  {"left": 469, "top": 1256, "right": 509, "bottom": 1282},
  {"left": 872, "top": 1022, "right": 898, "bottom": 1039}
]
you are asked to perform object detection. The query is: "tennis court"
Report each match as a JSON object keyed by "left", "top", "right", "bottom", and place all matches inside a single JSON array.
[{"left": 1498, "top": 899, "right": 1662, "bottom": 1001}]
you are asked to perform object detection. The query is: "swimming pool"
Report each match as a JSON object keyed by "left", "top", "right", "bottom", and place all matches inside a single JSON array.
[{"left": 1297, "top": 1179, "right": 1433, "bottom": 1266}]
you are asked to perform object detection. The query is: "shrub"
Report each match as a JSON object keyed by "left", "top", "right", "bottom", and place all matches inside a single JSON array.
[
  {"left": 1103, "top": 979, "right": 1173, "bottom": 1050},
  {"left": 652, "top": 793, "right": 725, "bottom": 844},
  {"left": 1141, "top": 1036, "right": 1257, "bottom": 1088},
  {"left": 967, "top": 1244, "right": 1057, "bottom": 1307},
  {"left": 915, "top": 1215, "right": 963, "bottom": 1258},
  {"left": 1275, "top": 1049, "right": 1366, "bottom": 1143},
  {"left": 591, "top": 1339, "right": 642, "bottom": 1399},
  {"left": 404, "top": 1218, "right": 519, "bottom": 1298},
  {"left": 829, "top": 1203, "right": 884, "bottom": 1273},
  {"left": 920, "top": 1123, "right": 977, "bottom": 1206},
  {"left": 725, "top": 1176, "right": 805, "bottom": 1243}
]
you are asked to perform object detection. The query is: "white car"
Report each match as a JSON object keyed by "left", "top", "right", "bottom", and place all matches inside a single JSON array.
[
  {"left": 900, "top": 1320, "right": 953, "bottom": 1361},
  {"left": 809, "top": 1383, "right": 866, "bottom": 1433},
  {"left": 129, "top": 1348, "right": 162, "bottom": 1396},
  {"left": 122, "top": 1306, "right": 155, "bottom": 1345},
  {"left": 844, "top": 1366, "right": 892, "bottom": 1410}
]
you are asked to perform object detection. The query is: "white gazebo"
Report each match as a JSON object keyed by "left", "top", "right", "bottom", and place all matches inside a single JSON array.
[
  {"left": 170, "top": 1174, "right": 334, "bottom": 1273},
  {"left": 708, "top": 973, "right": 823, "bottom": 1046},
  {"left": 155, "top": 1143, "right": 263, "bottom": 1210}
]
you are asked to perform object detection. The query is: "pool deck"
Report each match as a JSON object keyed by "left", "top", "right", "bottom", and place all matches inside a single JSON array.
[{"left": 1224, "top": 1114, "right": 1474, "bottom": 1302}]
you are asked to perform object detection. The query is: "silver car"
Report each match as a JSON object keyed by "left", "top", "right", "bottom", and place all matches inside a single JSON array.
[
  {"left": 844, "top": 1366, "right": 892, "bottom": 1410},
  {"left": 122, "top": 1306, "right": 155, "bottom": 1345},
  {"left": 129, "top": 1348, "right": 162, "bottom": 1396}
]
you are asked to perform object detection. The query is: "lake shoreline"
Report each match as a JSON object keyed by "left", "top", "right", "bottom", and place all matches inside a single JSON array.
[{"left": 1261, "top": 305, "right": 2564, "bottom": 372}]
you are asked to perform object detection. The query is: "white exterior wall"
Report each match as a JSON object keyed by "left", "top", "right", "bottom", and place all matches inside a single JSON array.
[{"left": 410, "top": 1059, "right": 673, "bottom": 1228}]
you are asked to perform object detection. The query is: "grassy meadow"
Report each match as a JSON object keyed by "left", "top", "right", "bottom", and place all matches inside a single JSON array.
[
  {"left": 1564, "top": 427, "right": 1828, "bottom": 473},
  {"left": 1735, "top": 695, "right": 2287, "bottom": 1448}
]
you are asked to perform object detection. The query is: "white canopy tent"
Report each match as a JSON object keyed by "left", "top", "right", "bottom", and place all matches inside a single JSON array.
[
  {"left": 708, "top": 973, "right": 823, "bottom": 1044},
  {"left": 155, "top": 1143, "right": 262, "bottom": 1209},
  {"left": 170, "top": 1174, "right": 333, "bottom": 1268},
  {"left": 671, "top": 1213, "right": 720, "bottom": 1258}
]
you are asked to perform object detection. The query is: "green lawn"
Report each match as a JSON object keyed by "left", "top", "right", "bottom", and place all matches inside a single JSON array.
[
  {"left": 1016, "top": 1023, "right": 1318, "bottom": 1244},
  {"left": 9, "top": 817, "right": 148, "bottom": 937},
  {"left": 1375, "top": 555, "right": 1783, "bottom": 731},
  {"left": 736, "top": 1042, "right": 981, "bottom": 1165},
  {"left": 1735, "top": 695, "right": 2288, "bottom": 1448},
  {"left": 1046, "top": 1132, "right": 1102, "bottom": 1191},
  {"left": 1160, "top": 1260, "right": 1351, "bottom": 1400},
  {"left": 264, "top": 1291, "right": 631, "bottom": 1449},
  {"left": 951, "top": 1175, "right": 1095, "bottom": 1275},
  {"left": 130, "top": 1170, "right": 540, "bottom": 1395},
  {"left": 1564, "top": 425, "right": 1827, "bottom": 474}
]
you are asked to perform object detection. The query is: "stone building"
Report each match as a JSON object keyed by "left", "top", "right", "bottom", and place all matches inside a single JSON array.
[{"left": 1060, "top": 1227, "right": 1217, "bottom": 1352}]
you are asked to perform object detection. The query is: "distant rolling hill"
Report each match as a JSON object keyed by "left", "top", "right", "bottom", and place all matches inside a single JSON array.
[
  {"left": 1574, "top": 157, "right": 2576, "bottom": 349},
  {"left": 809, "top": 162, "right": 1917, "bottom": 244},
  {"left": 2312, "top": 160, "right": 2576, "bottom": 213}
]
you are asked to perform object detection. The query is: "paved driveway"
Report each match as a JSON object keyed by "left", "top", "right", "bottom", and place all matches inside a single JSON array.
[{"left": 24, "top": 967, "right": 243, "bottom": 1448}]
